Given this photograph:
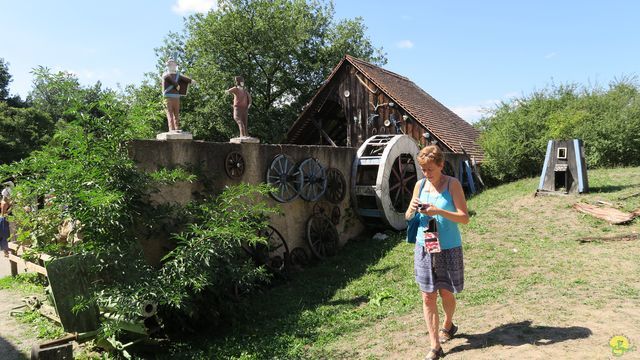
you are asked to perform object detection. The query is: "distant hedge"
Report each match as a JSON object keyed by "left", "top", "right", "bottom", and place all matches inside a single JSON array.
[{"left": 477, "top": 78, "right": 640, "bottom": 185}]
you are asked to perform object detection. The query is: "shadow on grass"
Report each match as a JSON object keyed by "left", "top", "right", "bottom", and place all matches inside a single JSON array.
[
  {"left": 590, "top": 183, "right": 640, "bottom": 194},
  {"left": 152, "top": 232, "right": 401, "bottom": 359},
  {"left": 448, "top": 320, "right": 592, "bottom": 354},
  {"left": 0, "top": 335, "right": 25, "bottom": 360}
]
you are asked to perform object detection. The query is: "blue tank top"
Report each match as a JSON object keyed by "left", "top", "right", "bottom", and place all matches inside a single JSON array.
[{"left": 416, "top": 177, "right": 462, "bottom": 249}]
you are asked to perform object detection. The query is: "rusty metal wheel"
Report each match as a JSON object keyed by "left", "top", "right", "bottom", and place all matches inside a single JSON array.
[
  {"left": 266, "top": 154, "right": 302, "bottom": 202},
  {"left": 331, "top": 206, "right": 341, "bottom": 225},
  {"left": 224, "top": 151, "right": 245, "bottom": 179},
  {"left": 324, "top": 168, "right": 346, "bottom": 204},
  {"left": 243, "top": 225, "right": 289, "bottom": 273},
  {"left": 298, "top": 158, "right": 327, "bottom": 202},
  {"left": 306, "top": 215, "right": 339, "bottom": 259}
]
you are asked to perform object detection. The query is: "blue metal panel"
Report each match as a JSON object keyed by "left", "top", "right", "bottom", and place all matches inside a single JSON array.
[
  {"left": 573, "top": 139, "right": 585, "bottom": 193},
  {"left": 538, "top": 140, "right": 553, "bottom": 190}
]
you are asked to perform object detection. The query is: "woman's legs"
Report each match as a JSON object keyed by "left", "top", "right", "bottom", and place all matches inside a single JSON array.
[
  {"left": 439, "top": 288, "right": 456, "bottom": 330},
  {"left": 421, "top": 291, "right": 441, "bottom": 350}
]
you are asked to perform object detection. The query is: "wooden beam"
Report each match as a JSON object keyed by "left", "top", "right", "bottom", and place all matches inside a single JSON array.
[
  {"left": 8, "top": 253, "right": 48, "bottom": 276},
  {"left": 312, "top": 118, "right": 337, "bottom": 147}
]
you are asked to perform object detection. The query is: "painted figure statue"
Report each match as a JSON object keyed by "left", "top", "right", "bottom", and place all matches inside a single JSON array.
[
  {"left": 226, "top": 76, "right": 252, "bottom": 137},
  {"left": 162, "top": 59, "right": 195, "bottom": 132}
]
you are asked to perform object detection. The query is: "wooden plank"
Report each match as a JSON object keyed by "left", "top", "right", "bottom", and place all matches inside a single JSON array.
[
  {"left": 572, "top": 203, "right": 639, "bottom": 225},
  {"left": 7, "top": 253, "right": 48, "bottom": 276}
]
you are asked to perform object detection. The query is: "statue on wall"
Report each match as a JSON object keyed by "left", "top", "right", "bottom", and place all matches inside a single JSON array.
[
  {"left": 162, "top": 59, "right": 195, "bottom": 132},
  {"left": 226, "top": 76, "right": 252, "bottom": 138}
]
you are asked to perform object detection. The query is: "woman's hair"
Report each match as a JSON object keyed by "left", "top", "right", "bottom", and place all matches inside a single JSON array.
[{"left": 417, "top": 145, "right": 444, "bottom": 166}]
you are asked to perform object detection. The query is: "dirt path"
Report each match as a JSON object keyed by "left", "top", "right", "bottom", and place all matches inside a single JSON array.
[
  {"left": 330, "top": 298, "right": 640, "bottom": 359},
  {"left": 0, "top": 288, "right": 36, "bottom": 360}
]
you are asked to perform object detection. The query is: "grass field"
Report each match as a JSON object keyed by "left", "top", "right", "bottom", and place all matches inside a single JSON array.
[{"left": 158, "top": 166, "right": 640, "bottom": 359}]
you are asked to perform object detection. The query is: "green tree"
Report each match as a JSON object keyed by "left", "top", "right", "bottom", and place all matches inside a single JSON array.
[
  {"left": 27, "top": 66, "right": 83, "bottom": 122},
  {"left": 0, "top": 103, "right": 54, "bottom": 164},
  {"left": 0, "top": 58, "right": 11, "bottom": 101},
  {"left": 155, "top": 0, "right": 386, "bottom": 142}
]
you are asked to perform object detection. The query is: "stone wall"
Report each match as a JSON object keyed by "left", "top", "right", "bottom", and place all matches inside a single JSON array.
[{"left": 127, "top": 140, "right": 364, "bottom": 265}]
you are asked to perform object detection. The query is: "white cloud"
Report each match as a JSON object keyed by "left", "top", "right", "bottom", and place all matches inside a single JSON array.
[
  {"left": 396, "top": 40, "right": 414, "bottom": 49},
  {"left": 545, "top": 52, "right": 557, "bottom": 59},
  {"left": 172, "top": 0, "right": 217, "bottom": 15}
]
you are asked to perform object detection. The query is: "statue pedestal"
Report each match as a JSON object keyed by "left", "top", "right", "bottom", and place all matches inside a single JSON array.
[
  {"left": 156, "top": 131, "right": 193, "bottom": 141},
  {"left": 230, "top": 136, "right": 260, "bottom": 144}
]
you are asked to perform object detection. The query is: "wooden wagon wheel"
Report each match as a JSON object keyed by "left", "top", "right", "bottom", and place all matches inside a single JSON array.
[
  {"left": 325, "top": 168, "right": 346, "bottom": 204},
  {"left": 306, "top": 214, "right": 339, "bottom": 259},
  {"left": 266, "top": 154, "right": 302, "bottom": 202},
  {"left": 298, "top": 158, "right": 327, "bottom": 202},
  {"left": 331, "top": 206, "right": 341, "bottom": 225},
  {"left": 224, "top": 151, "right": 245, "bottom": 179},
  {"left": 388, "top": 154, "right": 418, "bottom": 212},
  {"left": 242, "top": 225, "right": 290, "bottom": 273}
]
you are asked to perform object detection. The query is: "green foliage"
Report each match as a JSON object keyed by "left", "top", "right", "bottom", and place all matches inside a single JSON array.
[
  {"left": 153, "top": 0, "right": 386, "bottom": 142},
  {"left": 0, "top": 57, "right": 12, "bottom": 101},
  {"left": 478, "top": 78, "right": 640, "bottom": 184},
  {"left": 0, "top": 102, "right": 54, "bottom": 164},
  {"left": 149, "top": 167, "right": 197, "bottom": 184},
  {"left": 14, "top": 309, "right": 66, "bottom": 339}
]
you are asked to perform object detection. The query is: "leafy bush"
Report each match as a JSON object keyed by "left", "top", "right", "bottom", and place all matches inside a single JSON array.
[
  {"left": 477, "top": 78, "right": 640, "bottom": 184},
  {"left": 0, "top": 90, "right": 279, "bottom": 338}
]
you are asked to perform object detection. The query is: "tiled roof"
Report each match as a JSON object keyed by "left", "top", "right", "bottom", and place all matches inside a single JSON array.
[{"left": 345, "top": 55, "right": 483, "bottom": 161}]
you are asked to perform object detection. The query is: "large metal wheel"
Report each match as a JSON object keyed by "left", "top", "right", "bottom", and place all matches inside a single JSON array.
[
  {"left": 243, "top": 225, "right": 289, "bottom": 273},
  {"left": 306, "top": 215, "right": 339, "bottom": 259},
  {"left": 325, "top": 168, "right": 346, "bottom": 204},
  {"left": 351, "top": 135, "right": 422, "bottom": 230},
  {"left": 266, "top": 154, "right": 302, "bottom": 202},
  {"left": 224, "top": 151, "right": 245, "bottom": 179},
  {"left": 298, "top": 158, "right": 327, "bottom": 202}
]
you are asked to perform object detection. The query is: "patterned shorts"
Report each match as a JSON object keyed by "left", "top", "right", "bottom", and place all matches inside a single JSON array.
[{"left": 414, "top": 244, "right": 464, "bottom": 293}]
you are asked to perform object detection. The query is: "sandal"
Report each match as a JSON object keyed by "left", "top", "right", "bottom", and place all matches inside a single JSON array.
[
  {"left": 425, "top": 347, "right": 445, "bottom": 359},
  {"left": 439, "top": 323, "right": 458, "bottom": 344}
]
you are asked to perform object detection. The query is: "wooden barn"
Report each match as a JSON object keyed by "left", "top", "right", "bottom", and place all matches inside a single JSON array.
[{"left": 286, "top": 55, "right": 484, "bottom": 193}]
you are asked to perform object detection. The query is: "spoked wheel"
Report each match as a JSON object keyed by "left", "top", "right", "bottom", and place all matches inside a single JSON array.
[
  {"left": 224, "top": 151, "right": 245, "bottom": 179},
  {"left": 325, "top": 168, "right": 346, "bottom": 204},
  {"left": 388, "top": 154, "right": 418, "bottom": 212},
  {"left": 298, "top": 158, "right": 327, "bottom": 201},
  {"left": 243, "top": 225, "right": 289, "bottom": 273},
  {"left": 266, "top": 154, "right": 303, "bottom": 202},
  {"left": 306, "top": 215, "right": 339, "bottom": 259}
]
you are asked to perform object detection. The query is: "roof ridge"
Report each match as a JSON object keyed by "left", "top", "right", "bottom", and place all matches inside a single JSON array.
[{"left": 345, "top": 55, "right": 410, "bottom": 82}]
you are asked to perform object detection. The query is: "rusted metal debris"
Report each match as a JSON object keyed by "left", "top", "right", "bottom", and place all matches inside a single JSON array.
[{"left": 572, "top": 203, "right": 640, "bottom": 225}]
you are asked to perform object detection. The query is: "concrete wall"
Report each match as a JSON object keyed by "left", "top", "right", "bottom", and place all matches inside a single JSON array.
[{"left": 128, "top": 140, "right": 364, "bottom": 265}]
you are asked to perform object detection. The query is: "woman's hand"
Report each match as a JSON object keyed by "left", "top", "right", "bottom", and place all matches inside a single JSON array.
[
  {"left": 423, "top": 203, "right": 440, "bottom": 217},
  {"left": 410, "top": 197, "right": 421, "bottom": 212}
]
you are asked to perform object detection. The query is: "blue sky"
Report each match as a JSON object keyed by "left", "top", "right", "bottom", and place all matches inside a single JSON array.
[{"left": 2, "top": 0, "right": 639, "bottom": 122}]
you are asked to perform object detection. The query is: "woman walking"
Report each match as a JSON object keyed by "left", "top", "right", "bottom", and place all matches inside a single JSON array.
[{"left": 405, "top": 146, "right": 469, "bottom": 359}]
